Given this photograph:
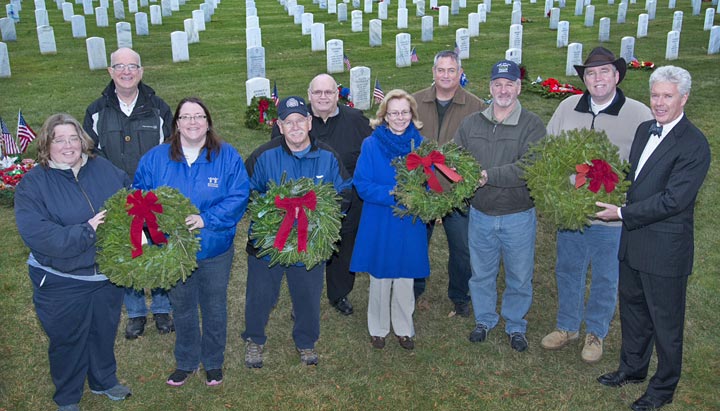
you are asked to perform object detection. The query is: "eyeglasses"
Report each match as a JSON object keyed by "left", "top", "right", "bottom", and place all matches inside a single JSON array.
[
  {"left": 51, "top": 136, "right": 81, "bottom": 145},
  {"left": 310, "top": 89, "right": 337, "bottom": 97},
  {"left": 386, "top": 110, "right": 411, "bottom": 119},
  {"left": 111, "top": 63, "right": 141, "bottom": 72},
  {"left": 178, "top": 114, "right": 207, "bottom": 122}
]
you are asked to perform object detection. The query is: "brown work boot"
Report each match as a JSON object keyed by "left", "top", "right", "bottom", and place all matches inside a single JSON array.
[
  {"left": 581, "top": 334, "right": 603, "bottom": 363},
  {"left": 540, "top": 329, "right": 579, "bottom": 350}
]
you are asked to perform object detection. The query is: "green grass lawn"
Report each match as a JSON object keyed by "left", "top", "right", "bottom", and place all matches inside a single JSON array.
[{"left": 1, "top": 0, "right": 719, "bottom": 410}]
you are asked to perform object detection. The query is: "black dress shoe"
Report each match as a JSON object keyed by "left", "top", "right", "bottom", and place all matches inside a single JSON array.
[
  {"left": 331, "top": 297, "right": 354, "bottom": 315},
  {"left": 154, "top": 313, "right": 175, "bottom": 334},
  {"left": 125, "top": 317, "right": 147, "bottom": 339},
  {"left": 597, "top": 370, "right": 646, "bottom": 387},
  {"left": 631, "top": 393, "right": 673, "bottom": 411}
]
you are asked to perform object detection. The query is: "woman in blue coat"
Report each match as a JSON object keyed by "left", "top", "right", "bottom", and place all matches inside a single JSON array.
[
  {"left": 350, "top": 89, "right": 430, "bottom": 350},
  {"left": 134, "top": 97, "right": 250, "bottom": 387}
]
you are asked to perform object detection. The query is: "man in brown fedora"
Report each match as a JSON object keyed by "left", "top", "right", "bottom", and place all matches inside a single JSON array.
[{"left": 540, "top": 47, "right": 653, "bottom": 363}]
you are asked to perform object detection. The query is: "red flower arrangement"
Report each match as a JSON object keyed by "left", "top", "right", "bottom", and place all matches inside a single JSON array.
[
  {"left": 0, "top": 158, "right": 36, "bottom": 206},
  {"left": 628, "top": 58, "right": 655, "bottom": 70},
  {"left": 541, "top": 78, "right": 584, "bottom": 96},
  {"left": 337, "top": 84, "right": 354, "bottom": 108}
]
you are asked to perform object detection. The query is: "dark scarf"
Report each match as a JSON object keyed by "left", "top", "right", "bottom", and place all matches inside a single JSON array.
[{"left": 372, "top": 123, "right": 424, "bottom": 160}]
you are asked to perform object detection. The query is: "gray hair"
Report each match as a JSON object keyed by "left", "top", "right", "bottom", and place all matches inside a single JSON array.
[
  {"left": 650, "top": 65, "right": 691, "bottom": 96},
  {"left": 433, "top": 50, "right": 462, "bottom": 69}
]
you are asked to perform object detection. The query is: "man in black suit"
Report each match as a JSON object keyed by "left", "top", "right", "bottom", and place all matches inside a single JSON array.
[{"left": 595, "top": 66, "right": 711, "bottom": 411}]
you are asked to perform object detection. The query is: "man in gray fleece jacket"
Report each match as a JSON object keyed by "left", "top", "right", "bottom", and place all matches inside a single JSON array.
[{"left": 454, "top": 60, "right": 546, "bottom": 353}]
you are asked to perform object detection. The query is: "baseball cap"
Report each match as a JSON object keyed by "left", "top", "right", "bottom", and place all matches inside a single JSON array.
[
  {"left": 277, "top": 96, "right": 310, "bottom": 120},
  {"left": 491, "top": 60, "right": 521, "bottom": 81}
]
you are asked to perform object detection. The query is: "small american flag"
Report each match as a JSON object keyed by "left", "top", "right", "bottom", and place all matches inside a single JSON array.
[
  {"left": 343, "top": 54, "right": 352, "bottom": 71},
  {"left": 271, "top": 81, "right": 280, "bottom": 106},
  {"left": 411, "top": 47, "right": 419, "bottom": 63},
  {"left": 460, "top": 72, "right": 468, "bottom": 88},
  {"left": 1, "top": 116, "right": 21, "bottom": 156},
  {"left": 17, "top": 110, "right": 37, "bottom": 153},
  {"left": 373, "top": 79, "right": 385, "bottom": 105}
]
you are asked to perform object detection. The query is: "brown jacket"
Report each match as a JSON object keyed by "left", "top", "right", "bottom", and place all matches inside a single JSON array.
[{"left": 412, "top": 85, "right": 486, "bottom": 145}]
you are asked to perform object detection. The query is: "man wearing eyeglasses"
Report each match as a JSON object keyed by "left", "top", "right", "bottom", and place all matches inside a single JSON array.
[
  {"left": 83, "top": 47, "right": 175, "bottom": 340},
  {"left": 271, "top": 74, "right": 372, "bottom": 317},
  {"left": 411, "top": 50, "right": 485, "bottom": 318}
]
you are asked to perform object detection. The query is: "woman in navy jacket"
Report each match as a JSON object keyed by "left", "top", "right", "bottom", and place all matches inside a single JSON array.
[
  {"left": 15, "top": 114, "right": 132, "bottom": 411},
  {"left": 134, "top": 97, "right": 250, "bottom": 387},
  {"left": 350, "top": 90, "right": 431, "bottom": 350}
]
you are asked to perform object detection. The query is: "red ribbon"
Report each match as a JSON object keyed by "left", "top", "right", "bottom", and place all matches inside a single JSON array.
[
  {"left": 273, "top": 191, "right": 317, "bottom": 253},
  {"left": 258, "top": 99, "right": 269, "bottom": 124},
  {"left": 575, "top": 159, "right": 618, "bottom": 193},
  {"left": 406, "top": 150, "right": 463, "bottom": 193},
  {"left": 126, "top": 190, "right": 168, "bottom": 259}
]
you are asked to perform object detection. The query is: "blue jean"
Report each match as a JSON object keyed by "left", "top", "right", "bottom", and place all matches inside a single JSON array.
[
  {"left": 123, "top": 287, "right": 171, "bottom": 318},
  {"left": 555, "top": 225, "right": 620, "bottom": 339},
  {"left": 417, "top": 210, "right": 472, "bottom": 303},
  {"left": 168, "top": 247, "right": 234, "bottom": 371},
  {"left": 468, "top": 207, "right": 536, "bottom": 334},
  {"left": 242, "top": 256, "right": 324, "bottom": 349}
]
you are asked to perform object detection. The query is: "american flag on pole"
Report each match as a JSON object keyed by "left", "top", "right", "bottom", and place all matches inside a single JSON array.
[
  {"left": 343, "top": 54, "right": 352, "bottom": 71},
  {"left": 17, "top": 110, "right": 37, "bottom": 153},
  {"left": 373, "top": 79, "right": 385, "bottom": 105},
  {"left": 271, "top": 81, "right": 280, "bottom": 106},
  {"left": 1, "top": 116, "right": 21, "bottom": 156},
  {"left": 411, "top": 47, "right": 419, "bottom": 63}
]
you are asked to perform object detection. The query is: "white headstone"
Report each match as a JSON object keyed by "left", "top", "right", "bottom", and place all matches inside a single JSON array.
[
  {"left": 245, "top": 77, "right": 270, "bottom": 105},
  {"left": 71, "top": 14, "right": 87, "bottom": 38},
  {"left": 396, "top": 32, "right": 411, "bottom": 67},
  {"left": 544, "top": 0, "right": 553, "bottom": 16},
  {"left": 6, "top": 3, "right": 18, "bottom": 23},
  {"left": 352, "top": 0, "right": 360, "bottom": 9},
  {"left": 397, "top": 7, "right": 407, "bottom": 28},
  {"left": 421, "top": 15, "right": 433, "bottom": 41},
  {"left": 708, "top": 25, "right": 720, "bottom": 54},
  {"left": 705, "top": 8, "right": 715, "bottom": 30},
  {"left": 95, "top": 7, "right": 108, "bottom": 26},
  {"left": 511, "top": 9, "right": 521, "bottom": 25},
  {"left": 35, "top": 0, "right": 46, "bottom": 10},
  {"left": 194, "top": 10, "right": 206, "bottom": 31},
  {"left": 460, "top": 0, "right": 467, "bottom": 7},
  {"left": 369, "top": 19, "right": 381, "bottom": 46},
  {"left": 114, "top": 0, "right": 126, "bottom": 20},
  {"left": 116, "top": 21, "right": 132, "bottom": 48},
  {"left": 140, "top": 0, "right": 148, "bottom": 7},
  {"left": 550, "top": 7, "right": 560, "bottom": 29},
  {"left": 468, "top": 12, "right": 480, "bottom": 36},
  {"left": 692, "top": 0, "right": 701, "bottom": 15},
  {"left": 647, "top": 0, "right": 656, "bottom": 19},
  {"left": 665, "top": 30, "right": 679, "bottom": 60},
  {"left": 86, "top": 36, "right": 107, "bottom": 70},
  {"left": 319, "top": 0, "right": 327, "bottom": 10},
  {"left": 584, "top": 5, "right": 594, "bottom": 26},
  {"left": 184, "top": 18, "right": 198, "bottom": 43},
  {"left": 100, "top": 0, "right": 109, "bottom": 8},
  {"left": 364, "top": 0, "right": 372, "bottom": 13},
  {"left": 150, "top": 5, "right": 161, "bottom": 24},
  {"left": 439, "top": 6, "right": 448, "bottom": 26},
  {"left": 484, "top": 0, "right": 492, "bottom": 13},
  {"left": 505, "top": 47, "right": 522, "bottom": 64},
  {"left": 430, "top": 0, "right": 438, "bottom": 8},
  {"left": 672, "top": 10, "right": 682, "bottom": 31},
  {"left": 620, "top": 36, "right": 635, "bottom": 62},
  {"left": 302, "top": 12, "right": 313, "bottom": 35},
  {"left": 617, "top": 2, "right": 627, "bottom": 23},
  {"left": 566, "top": 42, "right": 582, "bottom": 76},
  {"left": 170, "top": 0, "right": 179, "bottom": 12},
  {"left": 62, "top": 2, "right": 73, "bottom": 21},
  {"left": 246, "top": 27, "right": 261, "bottom": 48},
  {"left": 599, "top": 17, "right": 610, "bottom": 41},
  {"left": 350, "top": 66, "right": 371, "bottom": 110},
  {"left": 161, "top": 0, "right": 171, "bottom": 17},
  {"left": 509, "top": 23, "right": 522, "bottom": 49},
  {"left": 311, "top": 22, "right": 326, "bottom": 50},
  {"left": 171, "top": 31, "right": 189, "bottom": 62},
  {"left": 0, "top": 41, "right": 10, "bottom": 77},
  {"left": 37, "top": 25, "right": 57, "bottom": 54},
  {"left": 326, "top": 38, "right": 344, "bottom": 73},
  {"left": 246, "top": 46, "right": 265, "bottom": 79},
  {"left": 416, "top": 0, "right": 425, "bottom": 17},
  {"left": 456, "top": 28, "right": 469, "bottom": 59},
  {"left": 637, "top": 13, "right": 648, "bottom": 37},
  {"left": 200, "top": 3, "right": 210, "bottom": 23},
  {"left": 35, "top": 9, "right": 49, "bottom": 27},
  {"left": 668, "top": 0, "right": 676, "bottom": 8},
  {"left": 478, "top": 4, "right": 486, "bottom": 22},
  {"left": 513, "top": 0, "right": 521, "bottom": 14},
  {"left": 557, "top": 20, "right": 569, "bottom": 47},
  {"left": 351, "top": 10, "right": 362, "bottom": 32},
  {"left": 378, "top": 2, "right": 387, "bottom": 19},
  {"left": 338, "top": 3, "right": 347, "bottom": 21},
  {"left": 574, "top": 0, "right": 583, "bottom": 15},
  {"left": 451, "top": 0, "right": 460, "bottom": 14},
  {"left": 286, "top": 0, "right": 296, "bottom": 15},
  {"left": 329, "top": 0, "right": 337, "bottom": 14},
  {"left": 135, "top": 12, "right": 149, "bottom": 35},
  {"left": 398, "top": 0, "right": 406, "bottom": 8},
  {"left": 246, "top": 6, "right": 256, "bottom": 17},
  {"left": 0, "top": 18, "right": 16, "bottom": 41},
  {"left": 82, "top": 0, "right": 93, "bottom": 14},
  {"left": 294, "top": 6, "right": 304, "bottom": 24},
  {"left": 128, "top": 0, "right": 138, "bottom": 13}
]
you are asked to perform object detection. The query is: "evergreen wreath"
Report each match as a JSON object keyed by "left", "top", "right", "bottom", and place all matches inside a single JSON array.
[
  {"left": 96, "top": 186, "right": 201, "bottom": 290},
  {"left": 521, "top": 128, "right": 631, "bottom": 231},
  {"left": 392, "top": 141, "right": 481, "bottom": 223},
  {"left": 247, "top": 176, "right": 343, "bottom": 270},
  {"left": 244, "top": 96, "right": 278, "bottom": 131}
]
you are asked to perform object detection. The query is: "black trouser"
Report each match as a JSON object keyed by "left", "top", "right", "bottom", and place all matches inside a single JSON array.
[{"left": 326, "top": 188, "right": 362, "bottom": 303}]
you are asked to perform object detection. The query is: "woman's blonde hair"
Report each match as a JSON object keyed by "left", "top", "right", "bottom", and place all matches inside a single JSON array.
[{"left": 369, "top": 89, "right": 423, "bottom": 130}]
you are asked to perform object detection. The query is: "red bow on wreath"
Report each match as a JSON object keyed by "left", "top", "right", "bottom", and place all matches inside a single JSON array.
[
  {"left": 258, "top": 99, "right": 270, "bottom": 124},
  {"left": 273, "top": 191, "right": 317, "bottom": 252},
  {"left": 406, "top": 151, "right": 463, "bottom": 193},
  {"left": 575, "top": 159, "right": 619, "bottom": 193},
  {"left": 126, "top": 190, "right": 168, "bottom": 258}
]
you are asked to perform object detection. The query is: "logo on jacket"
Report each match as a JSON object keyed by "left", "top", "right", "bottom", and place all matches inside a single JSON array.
[{"left": 208, "top": 177, "right": 219, "bottom": 188}]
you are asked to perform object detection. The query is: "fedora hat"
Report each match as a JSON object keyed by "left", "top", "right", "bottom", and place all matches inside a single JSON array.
[{"left": 574, "top": 47, "right": 627, "bottom": 84}]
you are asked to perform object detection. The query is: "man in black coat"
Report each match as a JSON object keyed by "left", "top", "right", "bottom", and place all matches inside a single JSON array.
[{"left": 595, "top": 65, "right": 711, "bottom": 411}]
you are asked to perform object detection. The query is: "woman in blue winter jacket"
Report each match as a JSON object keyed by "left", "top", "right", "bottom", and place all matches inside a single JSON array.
[
  {"left": 133, "top": 97, "right": 250, "bottom": 387},
  {"left": 350, "top": 89, "right": 431, "bottom": 350}
]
